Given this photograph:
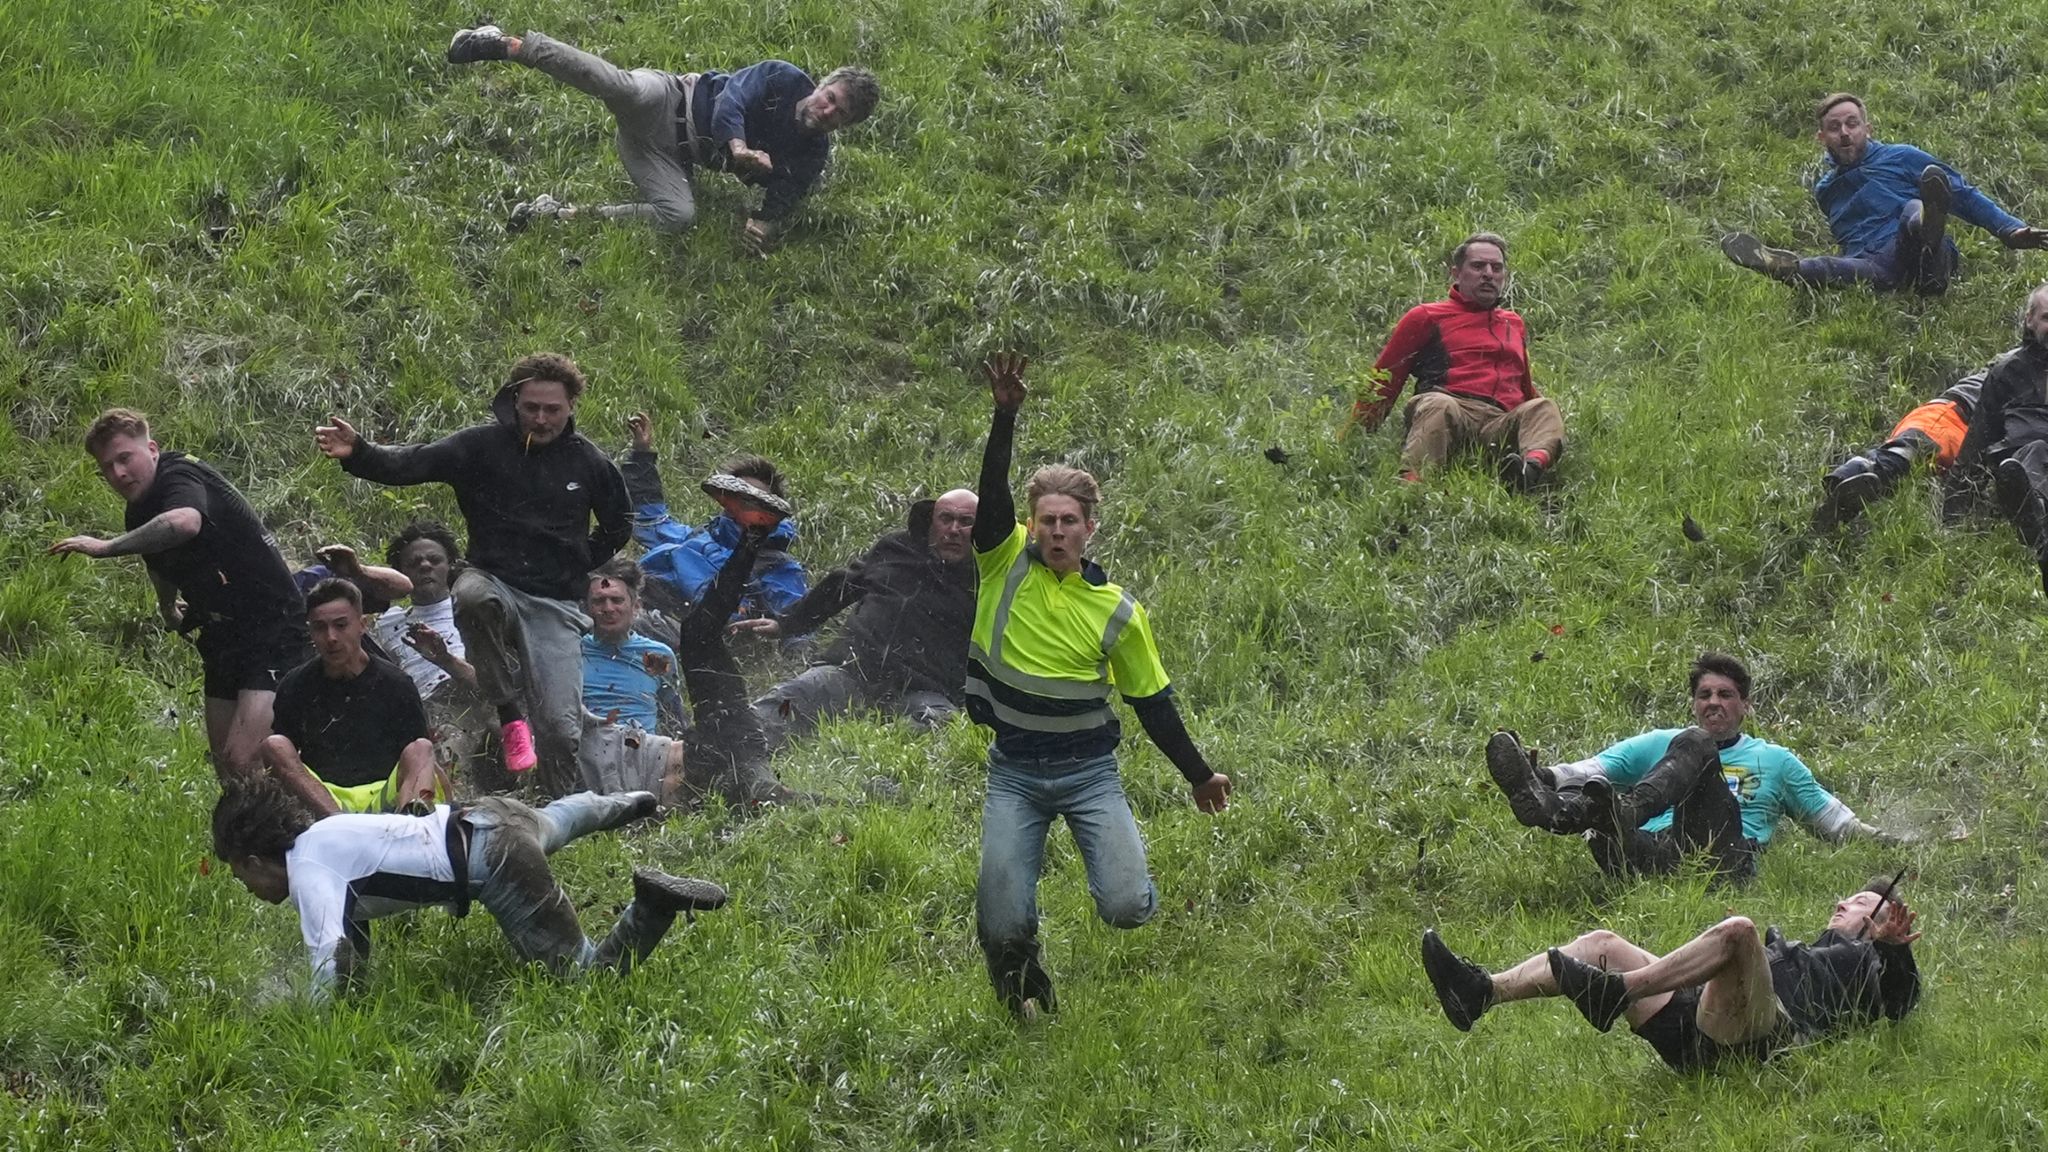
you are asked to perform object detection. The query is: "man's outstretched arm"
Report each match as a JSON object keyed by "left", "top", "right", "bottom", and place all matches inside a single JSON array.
[
  {"left": 315, "top": 416, "right": 470, "bottom": 488},
  {"left": 974, "top": 353, "right": 1027, "bottom": 552},
  {"left": 48, "top": 506, "right": 201, "bottom": 559}
]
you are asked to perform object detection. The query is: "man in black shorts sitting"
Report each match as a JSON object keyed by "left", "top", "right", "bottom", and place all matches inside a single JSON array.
[
  {"left": 1419, "top": 875, "right": 1922, "bottom": 1070},
  {"left": 262, "top": 579, "right": 448, "bottom": 818},
  {"left": 50, "top": 408, "right": 307, "bottom": 781}
]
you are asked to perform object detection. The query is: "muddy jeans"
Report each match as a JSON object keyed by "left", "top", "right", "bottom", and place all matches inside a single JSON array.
[
  {"left": 516, "top": 32, "right": 697, "bottom": 230},
  {"left": 463, "top": 792, "right": 673, "bottom": 972},
  {"left": 753, "top": 664, "right": 959, "bottom": 749},
  {"left": 452, "top": 568, "right": 590, "bottom": 793},
  {"left": 1400, "top": 392, "right": 1566, "bottom": 473}
]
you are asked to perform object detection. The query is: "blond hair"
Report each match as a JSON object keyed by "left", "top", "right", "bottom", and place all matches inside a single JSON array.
[{"left": 1026, "top": 465, "right": 1100, "bottom": 519}]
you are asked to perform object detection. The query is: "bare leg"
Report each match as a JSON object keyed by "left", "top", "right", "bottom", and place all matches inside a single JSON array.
[
  {"left": 1491, "top": 928, "right": 1673, "bottom": 1028},
  {"left": 204, "top": 691, "right": 277, "bottom": 781},
  {"left": 1615, "top": 916, "right": 1780, "bottom": 1045},
  {"left": 392, "top": 738, "right": 447, "bottom": 810},
  {"left": 260, "top": 735, "right": 341, "bottom": 820}
]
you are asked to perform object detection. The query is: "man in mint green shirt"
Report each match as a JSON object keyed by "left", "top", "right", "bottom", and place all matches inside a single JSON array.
[{"left": 1487, "top": 653, "right": 1904, "bottom": 880}]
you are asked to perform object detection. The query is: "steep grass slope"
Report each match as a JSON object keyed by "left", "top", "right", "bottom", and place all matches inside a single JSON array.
[{"left": 5, "top": 0, "right": 2048, "bottom": 1146}]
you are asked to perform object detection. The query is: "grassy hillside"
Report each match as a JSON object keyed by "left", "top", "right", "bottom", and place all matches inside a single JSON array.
[{"left": 7, "top": 0, "right": 2048, "bottom": 1146}]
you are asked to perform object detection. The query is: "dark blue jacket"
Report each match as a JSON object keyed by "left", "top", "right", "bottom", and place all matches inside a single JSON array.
[
  {"left": 689, "top": 61, "right": 831, "bottom": 223},
  {"left": 1814, "top": 140, "right": 2024, "bottom": 257}
]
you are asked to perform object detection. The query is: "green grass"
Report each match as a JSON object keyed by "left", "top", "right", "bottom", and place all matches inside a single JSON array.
[{"left": 9, "top": 0, "right": 2048, "bottom": 1146}]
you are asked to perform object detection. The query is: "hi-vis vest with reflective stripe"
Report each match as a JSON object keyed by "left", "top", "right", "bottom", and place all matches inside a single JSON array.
[{"left": 965, "top": 524, "right": 1169, "bottom": 758}]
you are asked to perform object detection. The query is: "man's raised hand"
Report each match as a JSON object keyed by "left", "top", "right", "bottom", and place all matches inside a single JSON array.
[
  {"left": 47, "top": 535, "right": 113, "bottom": 559},
  {"left": 982, "top": 352, "right": 1029, "bottom": 413},
  {"left": 627, "top": 412, "right": 654, "bottom": 454},
  {"left": 1193, "top": 771, "right": 1232, "bottom": 814},
  {"left": 315, "top": 544, "right": 362, "bottom": 576},
  {"left": 1873, "top": 899, "right": 1921, "bottom": 946},
  {"left": 315, "top": 417, "right": 360, "bottom": 460}
]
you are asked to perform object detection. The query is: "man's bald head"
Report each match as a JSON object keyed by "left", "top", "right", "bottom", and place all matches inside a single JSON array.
[{"left": 931, "top": 488, "right": 979, "bottom": 561}]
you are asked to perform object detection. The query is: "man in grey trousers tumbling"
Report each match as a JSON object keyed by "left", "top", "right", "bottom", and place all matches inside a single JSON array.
[{"left": 445, "top": 25, "right": 880, "bottom": 253}]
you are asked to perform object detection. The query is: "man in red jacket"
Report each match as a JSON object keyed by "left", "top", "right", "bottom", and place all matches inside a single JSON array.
[{"left": 1353, "top": 233, "right": 1566, "bottom": 490}]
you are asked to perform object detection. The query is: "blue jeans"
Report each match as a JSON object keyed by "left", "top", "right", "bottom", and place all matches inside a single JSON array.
[
  {"left": 464, "top": 791, "right": 668, "bottom": 973},
  {"left": 974, "top": 749, "right": 1157, "bottom": 999},
  {"left": 1795, "top": 200, "right": 1956, "bottom": 291}
]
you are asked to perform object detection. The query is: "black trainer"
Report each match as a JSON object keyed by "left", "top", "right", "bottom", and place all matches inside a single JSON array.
[
  {"left": 446, "top": 25, "right": 510, "bottom": 64},
  {"left": 1421, "top": 929, "right": 1495, "bottom": 1031},
  {"left": 632, "top": 868, "right": 730, "bottom": 915},
  {"left": 1817, "top": 468, "right": 1885, "bottom": 530},
  {"left": 1486, "top": 730, "right": 1557, "bottom": 829},
  {"left": 1548, "top": 948, "right": 1630, "bottom": 1033}
]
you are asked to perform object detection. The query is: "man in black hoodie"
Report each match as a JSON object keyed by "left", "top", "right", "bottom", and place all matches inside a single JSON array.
[
  {"left": 315, "top": 354, "right": 631, "bottom": 792},
  {"left": 1943, "top": 283, "right": 2048, "bottom": 590},
  {"left": 1420, "top": 876, "right": 1922, "bottom": 1071},
  {"left": 51, "top": 408, "right": 308, "bottom": 782},
  {"left": 733, "top": 488, "right": 978, "bottom": 747}
]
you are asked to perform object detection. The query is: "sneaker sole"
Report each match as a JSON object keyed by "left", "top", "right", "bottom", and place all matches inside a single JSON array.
[
  {"left": 1484, "top": 732, "right": 1548, "bottom": 827},
  {"left": 634, "top": 869, "right": 729, "bottom": 912}
]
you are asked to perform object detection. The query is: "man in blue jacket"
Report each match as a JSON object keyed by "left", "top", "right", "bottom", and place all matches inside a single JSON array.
[
  {"left": 444, "top": 26, "right": 879, "bottom": 252},
  {"left": 1721, "top": 92, "right": 2044, "bottom": 294},
  {"left": 619, "top": 413, "right": 807, "bottom": 622}
]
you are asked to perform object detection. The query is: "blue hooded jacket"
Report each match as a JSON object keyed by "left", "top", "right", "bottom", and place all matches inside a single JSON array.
[
  {"left": 620, "top": 447, "right": 807, "bottom": 619},
  {"left": 1814, "top": 140, "right": 2023, "bottom": 258}
]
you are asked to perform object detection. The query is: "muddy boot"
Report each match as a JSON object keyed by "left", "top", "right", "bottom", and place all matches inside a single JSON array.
[
  {"left": 1608, "top": 727, "right": 1721, "bottom": 835},
  {"left": 1486, "top": 730, "right": 1562, "bottom": 830},
  {"left": 592, "top": 870, "right": 729, "bottom": 973},
  {"left": 984, "top": 937, "right": 1057, "bottom": 1019}
]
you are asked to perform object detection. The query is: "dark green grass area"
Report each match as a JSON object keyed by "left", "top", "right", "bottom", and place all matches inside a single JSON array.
[{"left": 8, "top": 0, "right": 2048, "bottom": 1145}]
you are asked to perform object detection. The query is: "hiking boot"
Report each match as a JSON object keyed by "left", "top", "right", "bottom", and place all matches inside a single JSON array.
[
  {"left": 1421, "top": 929, "right": 1495, "bottom": 1032},
  {"left": 500, "top": 718, "right": 538, "bottom": 774},
  {"left": 1486, "top": 730, "right": 1559, "bottom": 830},
  {"left": 446, "top": 25, "right": 510, "bottom": 64},
  {"left": 1914, "top": 164, "right": 1953, "bottom": 294},
  {"left": 1996, "top": 458, "right": 2048, "bottom": 549},
  {"left": 1548, "top": 948, "right": 1630, "bottom": 1033},
  {"left": 631, "top": 868, "right": 730, "bottom": 916},
  {"left": 1720, "top": 232, "right": 1799, "bottom": 280},
  {"left": 1815, "top": 459, "right": 1885, "bottom": 530},
  {"left": 507, "top": 193, "right": 562, "bottom": 234},
  {"left": 702, "top": 473, "right": 792, "bottom": 530}
]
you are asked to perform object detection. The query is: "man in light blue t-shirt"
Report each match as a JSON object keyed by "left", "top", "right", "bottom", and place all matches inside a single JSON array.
[{"left": 1487, "top": 653, "right": 1904, "bottom": 880}]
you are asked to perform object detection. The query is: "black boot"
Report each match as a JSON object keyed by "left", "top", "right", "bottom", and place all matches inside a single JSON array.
[
  {"left": 1995, "top": 458, "right": 2048, "bottom": 550},
  {"left": 1548, "top": 948, "right": 1630, "bottom": 1033},
  {"left": 591, "top": 870, "right": 729, "bottom": 972},
  {"left": 1815, "top": 455, "right": 1888, "bottom": 529},
  {"left": 1421, "top": 929, "right": 1495, "bottom": 1032},
  {"left": 983, "top": 937, "right": 1057, "bottom": 1019},
  {"left": 1598, "top": 727, "right": 1720, "bottom": 837},
  {"left": 1486, "top": 730, "right": 1561, "bottom": 829}
]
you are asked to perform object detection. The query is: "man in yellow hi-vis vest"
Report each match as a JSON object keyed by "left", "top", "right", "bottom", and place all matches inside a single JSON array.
[{"left": 967, "top": 353, "right": 1233, "bottom": 1020}]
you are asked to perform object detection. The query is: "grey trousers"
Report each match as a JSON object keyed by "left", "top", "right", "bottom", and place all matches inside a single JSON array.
[
  {"left": 753, "top": 664, "right": 959, "bottom": 750},
  {"left": 452, "top": 568, "right": 590, "bottom": 793},
  {"left": 517, "top": 32, "right": 697, "bottom": 230},
  {"left": 464, "top": 792, "right": 672, "bottom": 973}
]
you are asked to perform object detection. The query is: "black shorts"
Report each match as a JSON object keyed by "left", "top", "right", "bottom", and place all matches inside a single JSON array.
[
  {"left": 1633, "top": 986, "right": 1782, "bottom": 1071},
  {"left": 196, "top": 620, "right": 310, "bottom": 700}
]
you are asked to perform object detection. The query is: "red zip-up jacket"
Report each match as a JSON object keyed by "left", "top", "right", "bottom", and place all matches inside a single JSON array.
[{"left": 1367, "top": 287, "right": 1538, "bottom": 412}]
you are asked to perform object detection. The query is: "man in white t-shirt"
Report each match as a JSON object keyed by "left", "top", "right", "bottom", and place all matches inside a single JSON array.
[
  {"left": 212, "top": 778, "right": 728, "bottom": 996},
  {"left": 371, "top": 522, "right": 498, "bottom": 788}
]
